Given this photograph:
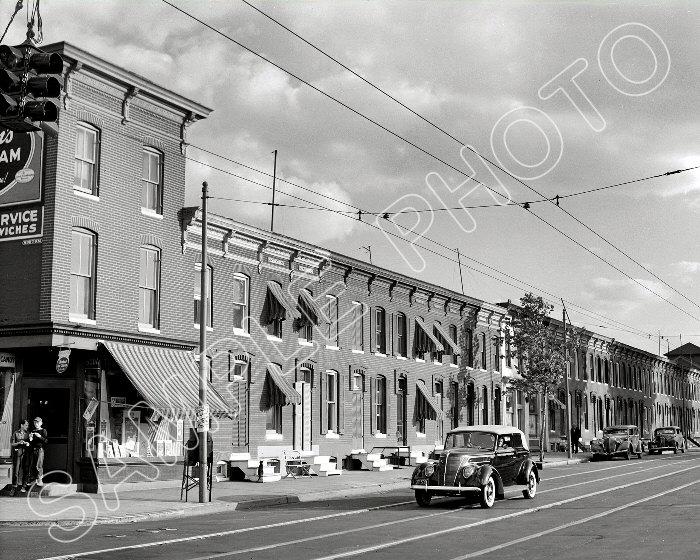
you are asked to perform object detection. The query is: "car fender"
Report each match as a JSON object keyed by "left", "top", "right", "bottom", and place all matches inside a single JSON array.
[
  {"left": 516, "top": 459, "right": 539, "bottom": 485},
  {"left": 477, "top": 464, "right": 504, "bottom": 498}
]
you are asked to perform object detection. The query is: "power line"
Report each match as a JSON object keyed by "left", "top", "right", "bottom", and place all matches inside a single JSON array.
[
  {"left": 236, "top": 0, "right": 700, "bottom": 317},
  {"left": 189, "top": 154, "right": 656, "bottom": 340}
]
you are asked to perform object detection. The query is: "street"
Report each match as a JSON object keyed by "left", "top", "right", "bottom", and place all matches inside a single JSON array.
[{"left": 3, "top": 452, "right": 699, "bottom": 560}]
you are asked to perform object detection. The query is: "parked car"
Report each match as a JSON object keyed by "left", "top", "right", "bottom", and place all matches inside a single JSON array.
[
  {"left": 410, "top": 425, "right": 539, "bottom": 509},
  {"left": 647, "top": 426, "right": 685, "bottom": 454},
  {"left": 590, "top": 425, "right": 643, "bottom": 460}
]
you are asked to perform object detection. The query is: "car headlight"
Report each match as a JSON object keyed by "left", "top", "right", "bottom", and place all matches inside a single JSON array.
[
  {"left": 459, "top": 465, "right": 476, "bottom": 481},
  {"left": 423, "top": 463, "right": 435, "bottom": 477}
]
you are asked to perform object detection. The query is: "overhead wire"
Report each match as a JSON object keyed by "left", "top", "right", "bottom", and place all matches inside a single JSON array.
[{"left": 236, "top": 0, "right": 700, "bottom": 316}]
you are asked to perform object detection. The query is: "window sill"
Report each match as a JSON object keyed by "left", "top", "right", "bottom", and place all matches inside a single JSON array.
[
  {"left": 265, "top": 432, "right": 283, "bottom": 441},
  {"left": 351, "top": 349, "right": 365, "bottom": 354},
  {"left": 396, "top": 355, "right": 407, "bottom": 361},
  {"left": 325, "top": 431, "right": 340, "bottom": 439},
  {"left": 193, "top": 324, "right": 214, "bottom": 332},
  {"left": 266, "top": 335, "right": 283, "bottom": 342},
  {"left": 298, "top": 339, "right": 314, "bottom": 347},
  {"left": 325, "top": 344, "right": 339, "bottom": 350},
  {"left": 374, "top": 352, "right": 387, "bottom": 358},
  {"left": 374, "top": 433, "right": 387, "bottom": 439},
  {"left": 73, "top": 190, "right": 99, "bottom": 201},
  {"left": 141, "top": 208, "right": 163, "bottom": 219},
  {"left": 138, "top": 324, "right": 161, "bottom": 334},
  {"left": 434, "top": 361, "right": 444, "bottom": 366},
  {"left": 233, "top": 329, "right": 250, "bottom": 338},
  {"left": 69, "top": 315, "right": 96, "bottom": 326},
  {"left": 416, "top": 432, "right": 426, "bottom": 438},
  {"left": 415, "top": 358, "right": 425, "bottom": 363},
  {"left": 449, "top": 363, "right": 458, "bottom": 368}
]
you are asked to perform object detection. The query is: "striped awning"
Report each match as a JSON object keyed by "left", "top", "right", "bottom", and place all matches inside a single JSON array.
[
  {"left": 549, "top": 395, "right": 566, "bottom": 410},
  {"left": 299, "top": 288, "right": 329, "bottom": 324},
  {"left": 261, "top": 363, "right": 301, "bottom": 408},
  {"left": 266, "top": 281, "right": 301, "bottom": 322},
  {"left": 101, "top": 341, "right": 235, "bottom": 418},
  {"left": 433, "top": 322, "right": 460, "bottom": 355},
  {"left": 415, "top": 380, "right": 444, "bottom": 421},
  {"left": 415, "top": 317, "right": 445, "bottom": 353}
]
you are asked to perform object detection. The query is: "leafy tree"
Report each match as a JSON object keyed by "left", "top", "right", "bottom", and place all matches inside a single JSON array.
[{"left": 505, "top": 293, "right": 579, "bottom": 461}]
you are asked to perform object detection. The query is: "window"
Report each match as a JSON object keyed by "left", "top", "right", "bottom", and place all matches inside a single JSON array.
[
  {"left": 397, "top": 313, "right": 407, "bottom": 357},
  {"left": 375, "top": 376, "right": 387, "bottom": 434},
  {"left": 74, "top": 123, "right": 99, "bottom": 195},
  {"left": 232, "top": 274, "right": 249, "bottom": 333},
  {"left": 139, "top": 246, "right": 160, "bottom": 328},
  {"left": 465, "top": 328, "right": 473, "bottom": 367},
  {"left": 266, "top": 405, "right": 282, "bottom": 435},
  {"left": 352, "top": 302, "right": 364, "bottom": 351},
  {"left": 493, "top": 335, "right": 500, "bottom": 371},
  {"left": 300, "top": 367, "right": 313, "bottom": 385},
  {"left": 435, "top": 380, "right": 444, "bottom": 441},
  {"left": 480, "top": 332, "right": 487, "bottom": 369},
  {"left": 193, "top": 265, "right": 213, "bottom": 328},
  {"left": 449, "top": 324, "right": 458, "bottom": 365},
  {"left": 267, "top": 281, "right": 283, "bottom": 339},
  {"left": 482, "top": 386, "right": 489, "bottom": 424},
  {"left": 450, "top": 381, "right": 459, "bottom": 429},
  {"left": 375, "top": 307, "right": 386, "bottom": 354},
  {"left": 70, "top": 228, "right": 96, "bottom": 319},
  {"left": 326, "top": 371, "right": 337, "bottom": 432},
  {"left": 142, "top": 148, "right": 163, "bottom": 213},
  {"left": 583, "top": 395, "right": 589, "bottom": 430},
  {"left": 228, "top": 358, "right": 247, "bottom": 382},
  {"left": 326, "top": 295, "right": 338, "bottom": 346},
  {"left": 352, "top": 372, "right": 364, "bottom": 391},
  {"left": 506, "top": 331, "right": 512, "bottom": 368}
]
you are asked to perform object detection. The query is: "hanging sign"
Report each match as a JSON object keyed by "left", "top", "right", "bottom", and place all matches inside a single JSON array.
[
  {"left": 56, "top": 348, "right": 71, "bottom": 373},
  {"left": 83, "top": 397, "right": 99, "bottom": 421},
  {"left": 0, "top": 352, "right": 15, "bottom": 369}
]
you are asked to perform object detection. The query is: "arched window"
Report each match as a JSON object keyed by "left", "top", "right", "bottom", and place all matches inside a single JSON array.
[{"left": 396, "top": 312, "right": 407, "bottom": 357}]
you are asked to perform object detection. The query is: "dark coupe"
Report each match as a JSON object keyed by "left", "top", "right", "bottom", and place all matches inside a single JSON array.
[
  {"left": 590, "top": 425, "right": 643, "bottom": 460},
  {"left": 410, "top": 425, "right": 539, "bottom": 509},
  {"left": 647, "top": 426, "right": 685, "bottom": 454}
]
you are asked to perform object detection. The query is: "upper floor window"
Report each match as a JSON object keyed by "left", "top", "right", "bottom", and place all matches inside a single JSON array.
[
  {"left": 480, "top": 332, "right": 487, "bottom": 369},
  {"left": 142, "top": 148, "right": 163, "bottom": 214},
  {"left": 396, "top": 312, "right": 407, "bottom": 357},
  {"left": 299, "top": 290, "right": 313, "bottom": 343},
  {"left": 450, "top": 324, "right": 458, "bottom": 365},
  {"left": 193, "top": 264, "right": 213, "bottom": 328},
  {"left": 232, "top": 273, "right": 249, "bottom": 333},
  {"left": 375, "top": 307, "right": 386, "bottom": 354},
  {"left": 74, "top": 123, "right": 100, "bottom": 195},
  {"left": 266, "top": 281, "right": 283, "bottom": 339},
  {"left": 493, "top": 335, "right": 500, "bottom": 371},
  {"left": 505, "top": 331, "right": 512, "bottom": 368},
  {"left": 326, "top": 295, "right": 339, "bottom": 346},
  {"left": 465, "top": 328, "right": 473, "bottom": 367},
  {"left": 352, "top": 302, "right": 364, "bottom": 351},
  {"left": 139, "top": 246, "right": 161, "bottom": 328},
  {"left": 70, "top": 228, "right": 96, "bottom": 319}
]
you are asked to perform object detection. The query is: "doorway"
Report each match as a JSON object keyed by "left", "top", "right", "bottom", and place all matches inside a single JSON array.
[
  {"left": 396, "top": 376, "right": 407, "bottom": 445},
  {"left": 23, "top": 380, "right": 75, "bottom": 483},
  {"left": 351, "top": 392, "right": 364, "bottom": 450}
]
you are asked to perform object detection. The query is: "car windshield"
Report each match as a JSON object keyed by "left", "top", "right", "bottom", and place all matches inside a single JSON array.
[
  {"left": 656, "top": 428, "right": 676, "bottom": 435},
  {"left": 603, "top": 428, "right": 629, "bottom": 436},
  {"left": 444, "top": 431, "right": 496, "bottom": 450}
]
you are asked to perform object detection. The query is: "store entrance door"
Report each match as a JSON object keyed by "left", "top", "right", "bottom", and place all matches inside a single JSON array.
[{"left": 22, "top": 380, "right": 75, "bottom": 483}]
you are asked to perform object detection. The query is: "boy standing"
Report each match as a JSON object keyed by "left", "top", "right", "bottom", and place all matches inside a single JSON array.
[
  {"left": 9, "top": 419, "right": 30, "bottom": 496},
  {"left": 29, "top": 417, "right": 48, "bottom": 486}
]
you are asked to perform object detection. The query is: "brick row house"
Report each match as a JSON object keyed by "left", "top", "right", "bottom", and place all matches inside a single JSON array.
[{"left": 1, "top": 42, "right": 698, "bottom": 489}]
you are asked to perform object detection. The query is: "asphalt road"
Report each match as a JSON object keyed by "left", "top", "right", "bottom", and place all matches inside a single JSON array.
[{"left": 3, "top": 452, "right": 699, "bottom": 560}]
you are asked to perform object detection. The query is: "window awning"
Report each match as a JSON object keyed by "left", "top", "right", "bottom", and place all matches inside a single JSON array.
[
  {"left": 266, "top": 281, "right": 302, "bottom": 322},
  {"left": 415, "top": 380, "right": 444, "bottom": 421},
  {"left": 261, "top": 363, "right": 301, "bottom": 408},
  {"left": 414, "top": 317, "right": 445, "bottom": 353},
  {"left": 101, "top": 341, "right": 235, "bottom": 419},
  {"left": 433, "top": 322, "right": 460, "bottom": 355},
  {"left": 549, "top": 395, "right": 566, "bottom": 410},
  {"left": 298, "top": 288, "right": 329, "bottom": 325}
]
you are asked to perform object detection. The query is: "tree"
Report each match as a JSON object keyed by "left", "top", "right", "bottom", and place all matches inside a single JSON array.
[{"left": 505, "top": 293, "right": 579, "bottom": 462}]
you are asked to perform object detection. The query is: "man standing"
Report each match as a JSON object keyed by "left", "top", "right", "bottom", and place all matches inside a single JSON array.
[
  {"left": 572, "top": 425, "right": 581, "bottom": 454},
  {"left": 9, "top": 419, "right": 30, "bottom": 495},
  {"left": 29, "top": 417, "right": 48, "bottom": 486}
]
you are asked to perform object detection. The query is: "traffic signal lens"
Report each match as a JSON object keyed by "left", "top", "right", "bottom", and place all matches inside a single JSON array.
[{"left": 23, "top": 99, "right": 58, "bottom": 122}]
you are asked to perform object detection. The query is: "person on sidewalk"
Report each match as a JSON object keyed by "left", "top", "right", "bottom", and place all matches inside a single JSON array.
[
  {"left": 571, "top": 425, "right": 581, "bottom": 454},
  {"left": 9, "top": 419, "right": 30, "bottom": 496},
  {"left": 28, "top": 417, "right": 48, "bottom": 487}
]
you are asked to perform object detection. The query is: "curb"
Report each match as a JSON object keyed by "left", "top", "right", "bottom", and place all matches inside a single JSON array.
[{"left": 536, "top": 457, "right": 590, "bottom": 469}]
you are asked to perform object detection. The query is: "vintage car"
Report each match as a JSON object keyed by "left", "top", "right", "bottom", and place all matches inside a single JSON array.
[
  {"left": 647, "top": 426, "right": 685, "bottom": 454},
  {"left": 590, "top": 425, "right": 643, "bottom": 460},
  {"left": 410, "top": 425, "right": 539, "bottom": 509}
]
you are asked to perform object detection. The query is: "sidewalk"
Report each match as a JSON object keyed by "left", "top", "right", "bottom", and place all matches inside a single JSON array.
[{"left": 0, "top": 452, "right": 589, "bottom": 527}]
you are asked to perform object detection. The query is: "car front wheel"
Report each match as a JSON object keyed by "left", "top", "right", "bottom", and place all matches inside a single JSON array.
[
  {"left": 522, "top": 469, "right": 537, "bottom": 499},
  {"left": 415, "top": 489, "right": 432, "bottom": 507},
  {"left": 480, "top": 475, "right": 496, "bottom": 509}
]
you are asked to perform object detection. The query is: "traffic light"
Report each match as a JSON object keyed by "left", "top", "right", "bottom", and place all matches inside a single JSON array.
[{"left": 0, "top": 43, "right": 63, "bottom": 131}]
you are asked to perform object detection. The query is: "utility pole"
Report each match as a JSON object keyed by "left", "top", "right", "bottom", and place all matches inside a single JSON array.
[
  {"left": 198, "top": 181, "right": 209, "bottom": 504},
  {"left": 270, "top": 150, "right": 277, "bottom": 232},
  {"left": 456, "top": 248, "right": 465, "bottom": 295},
  {"left": 562, "top": 299, "right": 572, "bottom": 459},
  {"left": 360, "top": 245, "right": 372, "bottom": 265}
]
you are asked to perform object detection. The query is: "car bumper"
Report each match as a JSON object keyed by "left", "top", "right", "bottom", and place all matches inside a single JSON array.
[{"left": 410, "top": 484, "right": 480, "bottom": 492}]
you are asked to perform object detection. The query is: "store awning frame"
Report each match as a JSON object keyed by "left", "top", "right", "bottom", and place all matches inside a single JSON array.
[
  {"left": 101, "top": 341, "right": 235, "bottom": 419},
  {"left": 262, "top": 363, "right": 301, "bottom": 408},
  {"left": 548, "top": 395, "right": 566, "bottom": 410},
  {"left": 299, "top": 288, "right": 329, "bottom": 325},
  {"left": 266, "top": 281, "right": 302, "bottom": 322},
  {"left": 415, "top": 317, "right": 445, "bottom": 353},
  {"left": 415, "top": 379, "right": 444, "bottom": 421},
  {"left": 433, "top": 322, "right": 460, "bottom": 355}
]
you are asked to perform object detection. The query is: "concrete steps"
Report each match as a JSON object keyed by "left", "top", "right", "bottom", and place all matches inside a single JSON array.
[
  {"left": 353, "top": 452, "right": 394, "bottom": 471},
  {"left": 310, "top": 455, "right": 342, "bottom": 476}
]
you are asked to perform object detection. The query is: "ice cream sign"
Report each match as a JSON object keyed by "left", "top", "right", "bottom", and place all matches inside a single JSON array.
[{"left": 0, "top": 127, "right": 43, "bottom": 207}]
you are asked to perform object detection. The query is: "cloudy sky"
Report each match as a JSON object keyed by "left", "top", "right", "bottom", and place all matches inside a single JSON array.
[{"left": 6, "top": 0, "right": 699, "bottom": 354}]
